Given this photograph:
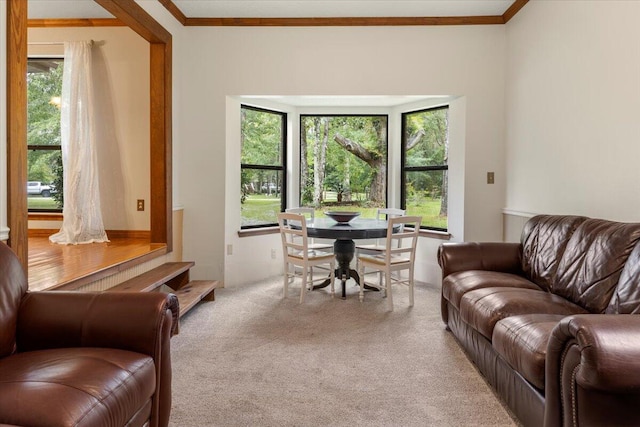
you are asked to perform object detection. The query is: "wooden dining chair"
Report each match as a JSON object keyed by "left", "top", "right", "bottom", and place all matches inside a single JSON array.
[
  {"left": 278, "top": 212, "right": 336, "bottom": 303},
  {"left": 355, "top": 208, "right": 406, "bottom": 282},
  {"left": 355, "top": 208, "right": 406, "bottom": 253},
  {"left": 357, "top": 215, "right": 421, "bottom": 310},
  {"left": 286, "top": 207, "right": 334, "bottom": 278},
  {"left": 285, "top": 207, "right": 334, "bottom": 253}
]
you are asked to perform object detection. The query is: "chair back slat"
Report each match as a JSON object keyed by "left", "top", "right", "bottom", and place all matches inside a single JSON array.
[
  {"left": 377, "top": 208, "right": 406, "bottom": 221},
  {"left": 278, "top": 212, "right": 311, "bottom": 260},
  {"left": 385, "top": 216, "right": 422, "bottom": 263},
  {"left": 277, "top": 212, "right": 336, "bottom": 302},
  {"left": 286, "top": 207, "right": 315, "bottom": 220},
  {"left": 375, "top": 209, "right": 406, "bottom": 246},
  {"left": 356, "top": 215, "right": 422, "bottom": 310}
]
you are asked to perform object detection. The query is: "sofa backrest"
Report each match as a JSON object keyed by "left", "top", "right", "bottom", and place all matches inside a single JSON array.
[
  {"left": 0, "top": 242, "right": 28, "bottom": 357},
  {"left": 606, "top": 241, "right": 640, "bottom": 314},
  {"left": 521, "top": 215, "right": 587, "bottom": 291},
  {"left": 553, "top": 219, "right": 640, "bottom": 313}
]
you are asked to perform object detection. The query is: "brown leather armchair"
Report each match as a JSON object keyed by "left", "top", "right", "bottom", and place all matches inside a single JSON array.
[{"left": 0, "top": 242, "right": 178, "bottom": 427}]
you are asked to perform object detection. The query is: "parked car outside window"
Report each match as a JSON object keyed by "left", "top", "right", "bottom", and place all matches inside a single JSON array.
[{"left": 27, "top": 181, "right": 54, "bottom": 197}]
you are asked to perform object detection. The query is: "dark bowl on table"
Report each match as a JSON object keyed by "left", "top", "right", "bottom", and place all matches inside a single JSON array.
[{"left": 325, "top": 211, "right": 361, "bottom": 223}]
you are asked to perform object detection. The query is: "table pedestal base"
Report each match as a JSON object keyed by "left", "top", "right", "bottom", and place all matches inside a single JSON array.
[{"left": 312, "top": 239, "right": 377, "bottom": 299}]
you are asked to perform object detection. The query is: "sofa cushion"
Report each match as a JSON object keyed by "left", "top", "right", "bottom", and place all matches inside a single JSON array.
[
  {"left": 607, "top": 242, "right": 640, "bottom": 314},
  {"left": 520, "top": 215, "right": 587, "bottom": 291},
  {"left": 443, "top": 270, "right": 542, "bottom": 310},
  {"left": 554, "top": 219, "right": 640, "bottom": 313},
  {"left": 0, "top": 347, "right": 155, "bottom": 427},
  {"left": 460, "top": 287, "right": 588, "bottom": 340},
  {"left": 493, "top": 314, "right": 567, "bottom": 390}
]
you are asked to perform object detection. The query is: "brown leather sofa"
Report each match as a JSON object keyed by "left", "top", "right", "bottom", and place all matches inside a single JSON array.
[
  {"left": 439, "top": 215, "right": 640, "bottom": 427},
  {"left": 0, "top": 242, "right": 179, "bottom": 427}
]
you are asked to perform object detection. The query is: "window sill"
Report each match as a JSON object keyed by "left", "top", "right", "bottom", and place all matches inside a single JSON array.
[
  {"left": 29, "top": 212, "right": 63, "bottom": 221},
  {"left": 419, "top": 229, "right": 451, "bottom": 240},
  {"left": 238, "top": 226, "right": 279, "bottom": 238},
  {"left": 238, "top": 226, "right": 451, "bottom": 240}
]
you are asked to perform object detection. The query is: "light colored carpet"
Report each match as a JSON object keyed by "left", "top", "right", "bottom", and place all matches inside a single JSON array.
[{"left": 169, "top": 276, "right": 518, "bottom": 426}]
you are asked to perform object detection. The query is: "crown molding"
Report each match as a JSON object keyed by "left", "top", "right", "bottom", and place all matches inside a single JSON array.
[
  {"left": 158, "top": 0, "right": 187, "bottom": 25},
  {"left": 26, "top": 1, "right": 529, "bottom": 29},
  {"left": 28, "top": 18, "right": 124, "bottom": 27},
  {"left": 502, "top": 0, "right": 529, "bottom": 23},
  {"left": 160, "top": 0, "right": 529, "bottom": 27},
  {"left": 183, "top": 15, "right": 505, "bottom": 27}
]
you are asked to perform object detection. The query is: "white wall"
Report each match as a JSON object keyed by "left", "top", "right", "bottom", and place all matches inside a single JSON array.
[
  {"left": 167, "top": 25, "right": 506, "bottom": 285},
  {"left": 505, "top": 0, "right": 640, "bottom": 221},
  {"left": 28, "top": 26, "right": 150, "bottom": 231}
]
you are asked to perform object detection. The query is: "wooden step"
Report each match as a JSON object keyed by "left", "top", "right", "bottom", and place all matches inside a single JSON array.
[
  {"left": 107, "top": 262, "right": 195, "bottom": 293},
  {"left": 106, "top": 262, "right": 219, "bottom": 334},
  {"left": 174, "top": 280, "right": 219, "bottom": 317}
]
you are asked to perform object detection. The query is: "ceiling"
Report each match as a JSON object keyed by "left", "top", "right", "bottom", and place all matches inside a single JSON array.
[{"left": 27, "top": 0, "right": 518, "bottom": 20}]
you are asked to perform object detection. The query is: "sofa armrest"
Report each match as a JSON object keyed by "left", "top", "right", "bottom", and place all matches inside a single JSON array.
[
  {"left": 437, "top": 242, "right": 523, "bottom": 279},
  {"left": 16, "top": 291, "right": 179, "bottom": 355},
  {"left": 548, "top": 314, "right": 640, "bottom": 391},
  {"left": 545, "top": 314, "right": 640, "bottom": 426}
]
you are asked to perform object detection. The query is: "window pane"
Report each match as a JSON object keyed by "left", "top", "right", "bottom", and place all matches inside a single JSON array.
[
  {"left": 405, "top": 170, "right": 448, "bottom": 230},
  {"left": 404, "top": 108, "right": 448, "bottom": 167},
  {"left": 402, "top": 106, "right": 449, "bottom": 231},
  {"left": 241, "top": 169, "right": 282, "bottom": 227},
  {"left": 27, "top": 58, "right": 63, "bottom": 211},
  {"left": 300, "top": 115, "right": 387, "bottom": 218},
  {"left": 27, "top": 151, "right": 62, "bottom": 210},
  {"left": 240, "top": 105, "right": 286, "bottom": 229},
  {"left": 241, "top": 107, "right": 283, "bottom": 166},
  {"left": 27, "top": 59, "right": 63, "bottom": 146}
]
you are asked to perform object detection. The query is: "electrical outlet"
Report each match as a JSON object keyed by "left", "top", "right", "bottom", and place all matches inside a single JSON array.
[
  {"left": 227, "top": 244, "right": 233, "bottom": 255},
  {"left": 137, "top": 199, "right": 145, "bottom": 211},
  {"left": 271, "top": 249, "right": 276, "bottom": 259},
  {"left": 487, "top": 172, "right": 495, "bottom": 184}
]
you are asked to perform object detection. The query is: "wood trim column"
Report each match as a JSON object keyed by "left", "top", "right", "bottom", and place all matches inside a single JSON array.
[
  {"left": 7, "top": 0, "right": 28, "bottom": 268},
  {"left": 150, "top": 40, "right": 172, "bottom": 247},
  {"left": 94, "top": 0, "right": 172, "bottom": 251}
]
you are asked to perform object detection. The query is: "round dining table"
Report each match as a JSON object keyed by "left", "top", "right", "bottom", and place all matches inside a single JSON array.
[{"left": 303, "top": 217, "right": 391, "bottom": 299}]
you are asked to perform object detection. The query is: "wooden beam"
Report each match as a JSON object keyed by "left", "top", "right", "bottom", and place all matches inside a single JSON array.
[
  {"left": 93, "top": 0, "right": 173, "bottom": 251},
  {"left": 150, "top": 41, "right": 172, "bottom": 248},
  {"left": 503, "top": 0, "right": 529, "bottom": 23},
  {"left": 157, "top": 0, "right": 187, "bottom": 26},
  {"left": 7, "top": 0, "right": 29, "bottom": 268},
  {"left": 28, "top": 18, "right": 125, "bottom": 28},
  {"left": 94, "top": 0, "right": 171, "bottom": 43},
  {"left": 184, "top": 15, "right": 506, "bottom": 27}
]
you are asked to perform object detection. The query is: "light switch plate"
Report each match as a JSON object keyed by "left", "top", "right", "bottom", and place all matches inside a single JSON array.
[{"left": 487, "top": 172, "right": 495, "bottom": 184}]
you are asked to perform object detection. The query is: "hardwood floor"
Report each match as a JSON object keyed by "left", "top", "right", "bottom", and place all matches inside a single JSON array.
[{"left": 28, "top": 236, "right": 166, "bottom": 292}]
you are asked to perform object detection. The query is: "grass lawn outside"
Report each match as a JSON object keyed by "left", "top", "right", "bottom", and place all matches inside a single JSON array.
[
  {"left": 28, "top": 196, "right": 60, "bottom": 210},
  {"left": 241, "top": 193, "right": 447, "bottom": 230},
  {"left": 241, "top": 195, "right": 282, "bottom": 226}
]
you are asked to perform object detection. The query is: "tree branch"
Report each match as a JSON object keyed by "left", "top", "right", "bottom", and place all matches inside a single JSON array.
[
  {"left": 334, "top": 133, "right": 379, "bottom": 165},
  {"left": 406, "top": 129, "right": 425, "bottom": 151}
]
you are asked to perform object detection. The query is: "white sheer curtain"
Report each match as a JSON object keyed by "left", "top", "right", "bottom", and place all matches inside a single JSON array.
[{"left": 50, "top": 41, "right": 109, "bottom": 245}]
